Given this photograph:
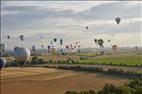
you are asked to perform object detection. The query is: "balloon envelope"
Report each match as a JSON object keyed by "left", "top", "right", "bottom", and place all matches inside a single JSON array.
[
  {"left": 98, "top": 39, "right": 104, "bottom": 47},
  {"left": 0, "top": 57, "right": 6, "bottom": 70},
  {"left": 53, "top": 38, "right": 57, "bottom": 42},
  {"left": 60, "top": 39, "right": 63, "bottom": 45},
  {"left": 0, "top": 43, "right": 7, "bottom": 54},
  {"left": 7, "top": 35, "right": 10, "bottom": 39},
  {"left": 32, "top": 46, "right": 36, "bottom": 51},
  {"left": 115, "top": 17, "right": 121, "bottom": 24},
  {"left": 14, "top": 47, "right": 30, "bottom": 66},
  {"left": 19, "top": 35, "right": 24, "bottom": 41},
  {"left": 112, "top": 45, "right": 117, "bottom": 51}
]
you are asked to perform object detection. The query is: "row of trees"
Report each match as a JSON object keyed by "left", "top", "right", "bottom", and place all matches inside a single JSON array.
[
  {"left": 55, "top": 66, "right": 142, "bottom": 79},
  {"left": 65, "top": 79, "right": 142, "bottom": 94}
]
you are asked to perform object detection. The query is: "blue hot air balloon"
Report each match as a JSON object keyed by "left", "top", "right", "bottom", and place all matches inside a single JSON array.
[{"left": 0, "top": 57, "right": 6, "bottom": 70}]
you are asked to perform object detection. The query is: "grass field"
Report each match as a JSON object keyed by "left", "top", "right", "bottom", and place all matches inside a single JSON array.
[{"left": 79, "top": 54, "right": 142, "bottom": 66}]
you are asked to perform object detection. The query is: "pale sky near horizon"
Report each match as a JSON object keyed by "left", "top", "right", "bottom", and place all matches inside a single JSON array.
[{"left": 1, "top": 1, "right": 142, "bottom": 49}]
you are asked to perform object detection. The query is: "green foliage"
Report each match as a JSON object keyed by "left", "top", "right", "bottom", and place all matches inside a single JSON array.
[{"left": 64, "top": 80, "right": 142, "bottom": 94}]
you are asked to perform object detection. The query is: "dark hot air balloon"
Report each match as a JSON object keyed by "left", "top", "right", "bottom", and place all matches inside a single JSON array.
[
  {"left": 7, "top": 35, "right": 10, "bottom": 39},
  {"left": 53, "top": 38, "right": 57, "bottom": 42},
  {"left": 19, "top": 35, "right": 24, "bottom": 41},
  {"left": 94, "top": 39, "right": 98, "bottom": 44},
  {"left": 98, "top": 39, "right": 104, "bottom": 48},
  {"left": 115, "top": 17, "right": 121, "bottom": 24},
  {"left": 86, "top": 26, "right": 88, "bottom": 30},
  {"left": 108, "top": 40, "right": 111, "bottom": 43},
  {"left": 60, "top": 38, "right": 63, "bottom": 45}
]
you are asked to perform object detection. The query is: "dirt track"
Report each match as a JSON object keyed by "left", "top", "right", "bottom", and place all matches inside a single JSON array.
[{"left": 1, "top": 67, "right": 127, "bottom": 94}]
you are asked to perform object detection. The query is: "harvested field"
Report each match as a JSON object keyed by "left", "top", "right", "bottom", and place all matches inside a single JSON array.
[{"left": 1, "top": 67, "right": 127, "bottom": 94}]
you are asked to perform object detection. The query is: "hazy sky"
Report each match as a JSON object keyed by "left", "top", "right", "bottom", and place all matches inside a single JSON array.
[{"left": 1, "top": 1, "right": 142, "bottom": 49}]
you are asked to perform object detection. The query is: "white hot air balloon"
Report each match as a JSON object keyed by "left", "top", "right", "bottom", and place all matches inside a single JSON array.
[
  {"left": 14, "top": 47, "right": 30, "bottom": 66},
  {"left": 0, "top": 57, "right": 6, "bottom": 70}
]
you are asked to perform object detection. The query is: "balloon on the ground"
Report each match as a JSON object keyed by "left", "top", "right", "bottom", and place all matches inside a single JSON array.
[
  {"left": 98, "top": 39, "right": 104, "bottom": 47},
  {"left": 19, "top": 35, "right": 24, "bottom": 41},
  {"left": 115, "top": 17, "right": 121, "bottom": 24},
  {"left": 0, "top": 57, "right": 6, "bottom": 70},
  {"left": 14, "top": 47, "right": 30, "bottom": 66}
]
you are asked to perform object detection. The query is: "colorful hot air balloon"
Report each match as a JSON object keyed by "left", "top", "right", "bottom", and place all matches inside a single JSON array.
[
  {"left": 98, "top": 39, "right": 104, "bottom": 48},
  {"left": 0, "top": 57, "right": 6, "bottom": 70},
  {"left": 115, "top": 17, "right": 121, "bottom": 24},
  {"left": 14, "top": 47, "right": 30, "bottom": 66},
  {"left": 19, "top": 35, "right": 24, "bottom": 41},
  {"left": 112, "top": 45, "right": 117, "bottom": 51}
]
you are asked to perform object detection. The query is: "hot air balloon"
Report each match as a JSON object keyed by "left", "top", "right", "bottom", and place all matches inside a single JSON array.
[
  {"left": 40, "top": 36, "right": 43, "bottom": 39},
  {"left": 108, "top": 40, "right": 111, "bottom": 43},
  {"left": 19, "top": 35, "right": 24, "bottom": 41},
  {"left": 0, "top": 43, "right": 7, "bottom": 54},
  {"left": 66, "top": 45, "right": 69, "bottom": 49},
  {"left": 112, "top": 45, "right": 117, "bottom": 51},
  {"left": 14, "top": 47, "right": 30, "bottom": 66},
  {"left": 53, "top": 38, "right": 57, "bottom": 42},
  {"left": 47, "top": 45, "right": 51, "bottom": 53},
  {"left": 94, "top": 39, "right": 98, "bottom": 44},
  {"left": 32, "top": 46, "right": 36, "bottom": 52},
  {"left": 60, "top": 38, "right": 63, "bottom": 45},
  {"left": 7, "top": 35, "right": 10, "bottom": 39},
  {"left": 41, "top": 45, "right": 44, "bottom": 48},
  {"left": 98, "top": 39, "right": 104, "bottom": 48},
  {"left": 135, "top": 46, "right": 138, "bottom": 51},
  {"left": 115, "top": 17, "right": 121, "bottom": 24},
  {"left": 0, "top": 57, "right": 6, "bottom": 70},
  {"left": 86, "top": 26, "right": 88, "bottom": 30}
]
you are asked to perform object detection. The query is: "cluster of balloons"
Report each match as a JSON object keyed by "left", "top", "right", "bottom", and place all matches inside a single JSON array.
[
  {"left": 94, "top": 39, "right": 104, "bottom": 48},
  {"left": 65, "top": 41, "right": 81, "bottom": 53}
]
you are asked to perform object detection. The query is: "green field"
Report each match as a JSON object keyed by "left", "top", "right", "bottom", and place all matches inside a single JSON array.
[{"left": 79, "top": 55, "right": 142, "bottom": 66}]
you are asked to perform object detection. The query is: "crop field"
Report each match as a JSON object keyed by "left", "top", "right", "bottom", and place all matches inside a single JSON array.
[{"left": 79, "top": 54, "right": 142, "bottom": 66}]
